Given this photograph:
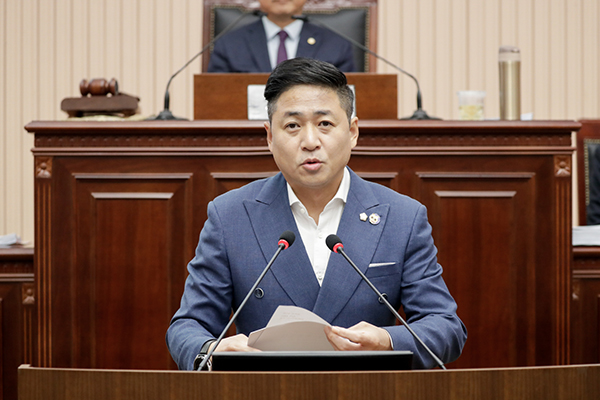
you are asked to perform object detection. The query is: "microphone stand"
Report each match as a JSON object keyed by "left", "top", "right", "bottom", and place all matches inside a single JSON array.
[
  {"left": 197, "top": 231, "right": 295, "bottom": 371},
  {"left": 326, "top": 235, "right": 446, "bottom": 370},
  {"left": 148, "top": 10, "right": 265, "bottom": 120},
  {"left": 292, "top": 15, "right": 440, "bottom": 120}
]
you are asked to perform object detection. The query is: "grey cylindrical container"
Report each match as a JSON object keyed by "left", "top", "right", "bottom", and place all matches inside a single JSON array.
[{"left": 499, "top": 46, "right": 521, "bottom": 120}]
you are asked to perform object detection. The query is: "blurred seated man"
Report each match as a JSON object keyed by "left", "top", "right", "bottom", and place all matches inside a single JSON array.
[
  {"left": 207, "top": 0, "right": 355, "bottom": 72},
  {"left": 587, "top": 148, "right": 600, "bottom": 225}
]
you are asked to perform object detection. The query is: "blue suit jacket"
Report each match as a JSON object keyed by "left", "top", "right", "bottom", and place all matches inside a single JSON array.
[
  {"left": 166, "top": 169, "right": 467, "bottom": 370},
  {"left": 207, "top": 20, "right": 355, "bottom": 72}
]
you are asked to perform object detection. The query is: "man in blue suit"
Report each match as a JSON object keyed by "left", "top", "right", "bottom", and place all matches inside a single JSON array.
[
  {"left": 167, "top": 58, "right": 467, "bottom": 370},
  {"left": 207, "top": 0, "right": 355, "bottom": 72}
]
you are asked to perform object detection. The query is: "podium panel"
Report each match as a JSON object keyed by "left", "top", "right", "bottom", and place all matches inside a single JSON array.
[
  {"left": 18, "top": 364, "right": 600, "bottom": 400},
  {"left": 193, "top": 73, "right": 398, "bottom": 120}
]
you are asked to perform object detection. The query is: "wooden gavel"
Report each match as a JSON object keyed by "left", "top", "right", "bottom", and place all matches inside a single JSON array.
[{"left": 80, "top": 78, "right": 119, "bottom": 96}]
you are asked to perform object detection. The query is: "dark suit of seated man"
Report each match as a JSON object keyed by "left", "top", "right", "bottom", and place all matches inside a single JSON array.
[
  {"left": 588, "top": 148, "right": 600, "bottom": 225},
  {"left": 207, "top": 0, "right": 355, "bottom": 72},
  {"left": 166, "top": 57, "right": 467, "bottom": 371}
]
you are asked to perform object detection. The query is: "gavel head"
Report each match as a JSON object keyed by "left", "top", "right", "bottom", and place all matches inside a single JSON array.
[{"left": 80, "top": 78, "right": 119, "bottom": 96}]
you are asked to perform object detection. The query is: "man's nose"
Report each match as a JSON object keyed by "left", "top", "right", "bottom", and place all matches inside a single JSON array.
[{"left": 301, "top": 125, "right": 321, "bottom": 150}]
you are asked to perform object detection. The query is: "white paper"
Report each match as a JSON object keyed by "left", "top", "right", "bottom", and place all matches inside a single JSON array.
[
  {"left": 246, "top": 85, "right": 356, "bottom": 120},
  {"left": 247, "top": 305, "right": 334, "bottom": 351},
  {"left": 0, "top": 233, "right": 27, "bottom": 248},
  {"left": 247, "top": 85, "right": 268, "bottom": 120},
  {"left": 573, "top": 225, "right": 600, "bottom": 246}
]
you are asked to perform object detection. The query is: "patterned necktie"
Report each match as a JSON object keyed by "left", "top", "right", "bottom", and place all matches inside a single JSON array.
[{"left": 277, "top": 30, "right": 289, "bottom": 65}]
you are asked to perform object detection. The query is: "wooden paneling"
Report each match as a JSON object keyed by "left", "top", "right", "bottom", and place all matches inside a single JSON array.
[
  {"left": 18, "top": 364, "right": 600, "bottom": 400},
  {"left": 26, "top": 120, "right": 576, "bottom": 371},
  {"left": 348, "top": 153, "right": 568, "bottom": 368},
  {"left": 37, "top": 153, "right": 279, "bottom": 370},
  {"left": 572, "top": 247, "right": 600, "bottom": 365},
  {"left": 0, "top": 248, "right": 34, "bottom": 400},
  {"left": 419, "top": 174, "right": 535, "bottom": 367}
]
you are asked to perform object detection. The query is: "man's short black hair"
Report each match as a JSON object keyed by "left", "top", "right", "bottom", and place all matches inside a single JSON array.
[{"left": 264, "top": 57, "right": 354, "bottom": 122}]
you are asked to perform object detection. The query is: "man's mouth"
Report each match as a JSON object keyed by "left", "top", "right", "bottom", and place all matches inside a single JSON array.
[{"left": 302, "top": 159, "right": 322, "bottom": 170}]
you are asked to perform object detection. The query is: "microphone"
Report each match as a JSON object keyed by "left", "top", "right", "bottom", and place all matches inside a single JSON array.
[
  {"left": 196, "top": 230, "right": 296, "bottom": 371},
  {"left": 292, "top": 15, "right": 439, "bottom": 120},
  {"left": 148, "top": 9, "right": 267, "bottom": 120},
  {"left": 325, "top": 234, "right": 446, "bottom": 370}
]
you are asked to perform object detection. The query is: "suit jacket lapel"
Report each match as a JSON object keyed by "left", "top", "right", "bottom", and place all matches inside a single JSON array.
[
  {"left": 296, "top": 23, "right": 322, "bottom": 59},
  {"left": 245, "top": 20, "right": 272, "bottom": 72},
  {"left": 312, "top": 171, "right": 389, "bottom": 322},
  {"left": 243, "top": 173, "right": 320, "bottom": 310}
]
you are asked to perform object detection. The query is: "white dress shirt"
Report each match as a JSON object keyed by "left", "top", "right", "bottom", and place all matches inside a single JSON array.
[
  {"left": 262, "top": 16, "right": 304, "bottom": 70},
  {"left": 287, "top": 168, "right": 350, "bottom": 286}
]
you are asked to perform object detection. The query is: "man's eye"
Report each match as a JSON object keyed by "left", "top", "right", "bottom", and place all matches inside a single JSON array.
[
  {"left": 320, "top": 121, "right": 333, "bottom": 127},
  {"left": 286, "top": 123, "right": 299, "bottom": 129}
]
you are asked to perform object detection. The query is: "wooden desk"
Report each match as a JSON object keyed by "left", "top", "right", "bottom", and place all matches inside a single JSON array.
[
  {"left": 25, "top": 119, "right": 578, "bottom": 370},
  {"left": 572, "top": 246, "right": 600, "bottom": 364},
  {"left": 0, "top": 247, "right": 34, "bottom": 400},
  {"left": 18, "top": 364, "right": 600, "bottom": 400}
]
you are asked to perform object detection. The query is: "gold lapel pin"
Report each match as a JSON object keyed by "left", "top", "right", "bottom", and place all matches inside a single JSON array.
[
  {"left": 307, "top": 37, "right": 316, "bottom": 45},
  {"left": 359, "top": 212, "right": 368, "bottom": 222}
]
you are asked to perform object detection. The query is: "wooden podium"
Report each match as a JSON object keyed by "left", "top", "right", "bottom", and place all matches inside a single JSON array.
[
  {"left": 25, "top": 119, "right": 578, "bottom": 372},
  {"left": 18, "top": 364, "right": 600, "bottom": 400},
  {"left": 194, "top": 73, "right": 398, "bottom": 120}
]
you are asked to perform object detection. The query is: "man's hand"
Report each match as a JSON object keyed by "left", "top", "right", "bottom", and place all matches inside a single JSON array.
[
  {"left": 212, "top": 334, "right": 260, "bottom": 353},
  {"left": 324, "top": 322, "right": 392, "bottom": 351}
]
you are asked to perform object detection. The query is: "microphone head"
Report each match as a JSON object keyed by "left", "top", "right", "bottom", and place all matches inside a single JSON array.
[
  {"left": 278, "top": 230, "right": 296, "bottom": 249},
  {"left": 326, "top": 234, "right": 343, "bottom": 253}
]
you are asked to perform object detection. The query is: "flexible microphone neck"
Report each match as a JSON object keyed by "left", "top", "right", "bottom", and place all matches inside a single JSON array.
[
  {"left": 326, "top": 234, "right": 446, "bottom": 370},
  {"left": 292, "top": 14, "right": 438, "bottom": 120},
  {"left": 197, "top": 230, "right": 295, "bottom": 371},
  {"left": 149, "top": 9, "right": 266, "bottom": 120}
]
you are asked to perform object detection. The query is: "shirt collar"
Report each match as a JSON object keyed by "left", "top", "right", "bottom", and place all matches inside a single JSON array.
[
  {"left": 262, "top": 16, "right": 304, "bottom": 41},
  {"left": 287, "top": 167, "right": 351, "bottom": 207}
]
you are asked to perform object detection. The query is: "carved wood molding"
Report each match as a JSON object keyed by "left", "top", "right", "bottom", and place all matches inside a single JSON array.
[
  {"left": 0, "top": 263, "right": 33, "bottom": 275},
  {"left": 35, "top": 135, "right": 269, "bottom": 148},
  {"left": 572, "top": 270, "right": 600, "bottom": 279},
  {"left": 573, "top": 260, "right": 600, "bottom": 271},
  {"left": 0, "top": 248, "right": 34, "bottom": 275},
  {"left": 554, "top": 173, "right": 572, "bottom": 364},
  {"left": 35, "top": 178, "right": 52, "bottom": 367},
  {"left": 211, "top": 171, "right": 279, "bottom": 180},
  {"left": 35, "top": 157, "right": 52, "bottom": 178},
  {"left": 22, "top": 282, "right": 35, "bottom": 364},
  {"left": 22, "top": 284, "right": 35, "bottom": 305},
  {"left": 417, "top": 172, "right": 535, "bottom": 179},
  {"left": 357, "top": 133, "right": 572, "bottom": 147},
  {"left": 555, "top": 155, "right": 572, "bottom": 177},
  {"left": 32, "top": 134, "right": 574, "bottom": 149}
]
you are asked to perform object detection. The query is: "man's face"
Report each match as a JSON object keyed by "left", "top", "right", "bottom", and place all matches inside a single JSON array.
[
  {"left": 258, "top": 0, "right": 306, "bottom": 18},
  {"left": 265, "top": 85, "right": 359, "bottom": 200}
]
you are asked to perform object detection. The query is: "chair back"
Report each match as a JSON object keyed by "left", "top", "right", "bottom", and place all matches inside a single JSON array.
[
  {"left": 202, "top": 0, "right": 378, "bottom": 72},
  {"left": 577, "top": 120, "right": 600, "bottom": 224}
]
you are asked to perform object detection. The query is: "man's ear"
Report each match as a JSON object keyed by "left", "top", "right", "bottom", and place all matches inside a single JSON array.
[
  {"left": 265, "top": 121, "right": 273, "bottom": 151},
  {"left": 349, "top": 117, "right": 359, "bottom": 148}
]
